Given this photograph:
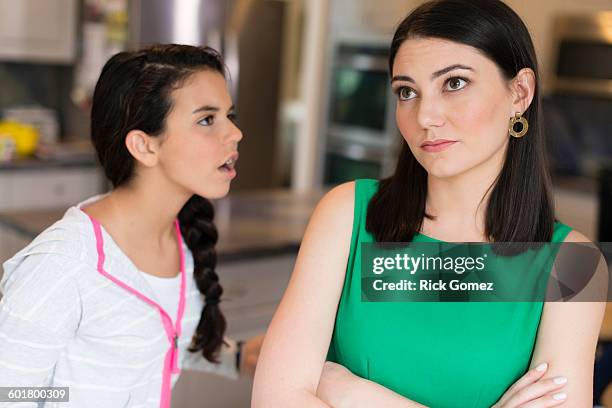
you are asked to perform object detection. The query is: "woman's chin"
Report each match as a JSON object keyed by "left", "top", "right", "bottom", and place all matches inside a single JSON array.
[{"left": 421, "top": 163, "right": 466, "bottom": 179}]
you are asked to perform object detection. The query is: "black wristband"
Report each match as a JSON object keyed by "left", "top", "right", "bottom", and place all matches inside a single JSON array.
[{"left": 236, "top": 340, "right": 244, "bottom": 372}]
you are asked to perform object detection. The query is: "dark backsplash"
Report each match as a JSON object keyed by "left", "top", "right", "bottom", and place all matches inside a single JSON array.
[
  {"left": 543, "top": 93, "right": 612, "bottom": 177},
  {"left": 0, "top": 61, "right": 89, "bottom": 140}
]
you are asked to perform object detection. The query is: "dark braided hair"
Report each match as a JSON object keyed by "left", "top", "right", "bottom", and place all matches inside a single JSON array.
[
  {"left": 179, "top": 196, "right": 226, "bottom": 361},
  {"left": 91, "top": 43, "right": 228, "bottom": 363}
]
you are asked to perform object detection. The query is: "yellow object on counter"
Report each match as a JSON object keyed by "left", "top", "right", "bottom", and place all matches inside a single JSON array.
[{"left": 0, "top": 120, "right": 39, "bottom": 157}]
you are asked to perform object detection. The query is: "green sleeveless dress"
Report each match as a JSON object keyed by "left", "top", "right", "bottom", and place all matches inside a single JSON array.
[{"left": 326, "top": 179, "right": 572, "bottom": 408}]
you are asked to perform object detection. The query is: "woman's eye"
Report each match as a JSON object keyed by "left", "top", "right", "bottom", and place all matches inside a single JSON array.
[
  {"left": 445, "top": 77, "right": 468, "bottom": 91},
  {"left": 228, "top": 112, "right": 237, "bottom": 123},
  {"left": 396, "top": 86, "right": 416, "bottom": 101},
  {"left": 198, "top": 115, "right": 214, "bottom": 126}
]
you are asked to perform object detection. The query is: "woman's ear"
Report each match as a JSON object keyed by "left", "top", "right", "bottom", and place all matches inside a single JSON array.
[
  {"left": 125, "top": 130, "right": 161, "bottom": 167},
  {"left": 509, "top": 68, "right": 536, "bottom": 116}
]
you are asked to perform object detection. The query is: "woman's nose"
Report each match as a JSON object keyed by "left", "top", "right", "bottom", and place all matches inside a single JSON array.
[{"left": 415, "top": 96, "right": 445, "bottom": 129}]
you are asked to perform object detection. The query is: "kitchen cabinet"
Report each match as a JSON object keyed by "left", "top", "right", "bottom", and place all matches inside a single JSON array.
[
  {"left": 0, "top": 166, "right": 104, "bottom": 263},
  {"left": 171, "top": 254, "right": 297, "bottom": 408},
  {"left": 0, "top": 0, "right": 78, "bottom": 63},
  {"left": 220, "top": 254, "right": 295, "bottom": 336},
  {"left": 0, "top": 167, "right": 104, "bottom": 211}
]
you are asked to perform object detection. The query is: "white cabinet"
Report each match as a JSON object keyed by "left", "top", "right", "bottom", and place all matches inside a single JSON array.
[
  {"left": 171, "top": 254, "right": 296, "bottom": 408},
  {"left": 0, "top": 167, "right": 104, "bottom": 211},
  {"left": 220, "top": 255, "right": 295, "bottom": 337},
  {"left": 0, "top": 0, "right": 78, "bottom": 63}
]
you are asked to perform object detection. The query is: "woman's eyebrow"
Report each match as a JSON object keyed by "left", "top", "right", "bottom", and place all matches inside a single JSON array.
[
  {"left": 391, "top": 64, "right": 475, "bottom": 84},
  {"left": 432, "top": 64, "right": 474, "bottom": 78}
]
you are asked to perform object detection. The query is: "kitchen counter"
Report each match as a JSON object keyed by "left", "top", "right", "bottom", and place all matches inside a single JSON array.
[
  {"left": 0, "top": 176, "right": 601, "bottom": 259},
  {"left": 0, "top": 189, "right": 325, "bottom": 263},
  {"left": 0, "top": 156, "right": 98, "bottom": 171},
  {"left": 0, "top": 173, "right": 602, "bottom": 242},
  {"left": 0, "top": 140, "right": 99, "bottom": 171}
]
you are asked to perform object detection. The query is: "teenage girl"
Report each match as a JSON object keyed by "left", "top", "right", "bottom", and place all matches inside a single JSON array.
[{"left": 0, "top": 44, "right": 263, "bottom": 407}]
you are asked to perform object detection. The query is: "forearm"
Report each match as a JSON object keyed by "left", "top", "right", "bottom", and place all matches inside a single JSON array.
[
  {"left": 252, "top": 359, "right": 333, "bottom": 407},
  {"left": 253, "top": 388, "right": 332, "bottom": 408},
  {"left": 316, "top": 362, "right": 428, "bottom": 408},
  {"left": 338, "top": 377, "right": 428, "bottom": 408}
]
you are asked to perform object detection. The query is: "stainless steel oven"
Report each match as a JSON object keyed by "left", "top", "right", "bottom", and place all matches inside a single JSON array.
[{"left": 323, "top": 42, "right": 397, "bottom": 184}]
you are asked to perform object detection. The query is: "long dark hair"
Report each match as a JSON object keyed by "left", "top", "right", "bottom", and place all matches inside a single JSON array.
[
  {"left": 367, "top": 0, "right": 555, "bottom": 243},
  {"left": 91, "top": 44, "right": 228, "bottom": 363}
]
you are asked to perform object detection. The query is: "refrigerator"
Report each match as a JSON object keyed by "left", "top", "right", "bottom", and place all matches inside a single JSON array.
[{"left": 128, "top": 0, "right": 287, "bottom": 190}]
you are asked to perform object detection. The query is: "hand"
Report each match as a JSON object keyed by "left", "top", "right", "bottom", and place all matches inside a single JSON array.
[
  {"left": 492, "top": 363, "right": 568, "bottom": 407},
  {"left": 240, "top": 333, "right": 264, "bottom": 377}
]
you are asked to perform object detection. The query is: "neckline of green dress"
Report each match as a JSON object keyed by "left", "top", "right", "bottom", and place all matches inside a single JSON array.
[
  {"left": 414, "top": 232, "right": 486, "bottom": 243},
  {"left": 415, "top": 222, "right": 563, "bottom": 243},
  {"left": 415, "top": 232, "right": 444, "bottom": 242}
]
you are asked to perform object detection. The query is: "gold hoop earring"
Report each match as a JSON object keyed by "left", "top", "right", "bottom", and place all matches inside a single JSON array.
[{"left": 509, "top": 112, "right": 528, "bottom": 138}]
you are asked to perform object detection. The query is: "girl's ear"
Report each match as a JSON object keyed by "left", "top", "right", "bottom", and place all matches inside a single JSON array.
[
  {"left": 125, "top": 130, "right": 161, "bottom": 167},
  {"left": 509, "top": 67, "right": 536, "bottom": 116}
]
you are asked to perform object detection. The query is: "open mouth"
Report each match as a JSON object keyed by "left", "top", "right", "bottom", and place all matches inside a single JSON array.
[
  {"left": 218, "top": 154, "right": 238, "bottom": 174},
  {"left": 219, "top": 160, "right": 235, "bottom": 172}
]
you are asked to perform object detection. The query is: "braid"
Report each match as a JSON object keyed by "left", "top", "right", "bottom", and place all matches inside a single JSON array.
[{"left": 178, "top": 194, "right": 227, "bottom": 363}]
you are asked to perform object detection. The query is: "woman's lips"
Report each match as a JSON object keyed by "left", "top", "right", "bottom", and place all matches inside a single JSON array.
[{"left": 420, "top": 140, "right": 457, "bottom": 153}]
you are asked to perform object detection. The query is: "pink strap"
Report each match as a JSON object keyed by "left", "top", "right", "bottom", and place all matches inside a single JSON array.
[{"left": 88, "top": 215, "right": 187, "bottom": 408}]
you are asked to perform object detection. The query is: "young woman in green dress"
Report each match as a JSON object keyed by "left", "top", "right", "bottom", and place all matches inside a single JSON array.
[{"left": 252, "top": 1, "right": 606, "bottom": 407}]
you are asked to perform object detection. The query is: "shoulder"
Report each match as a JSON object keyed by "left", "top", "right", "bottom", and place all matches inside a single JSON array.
[
  {"left": 2, "top": 207, "right": 95, "bottom": 290},
  {"left": 27, "top": 206, "right": 94, "bottom": 257},
  {"left": 307, "top": 181, "right": 361, "bottom": 241},
  {"left": 552, "top": 218, "right": 589, "bottom": 243},
  {"left": 313, "top": 178, "right": 380, "bottom": 218},
  {"left": 316, "top": 181, "right": 355, "bottom": 216},
  {"left": 552, "top": 227, "right": 605, "bottom": 297},
  {"left": 561, "top": 229, "right": 591, "bottom": 243},
  {"left": 553, "top": 227, "right": 604, "bottom": 290},
  {"left": 297, "top": 181, "right": 357, "bottom": 257},
  {"left": 0, "top": 224, "right": 87, "bottom": 330}
]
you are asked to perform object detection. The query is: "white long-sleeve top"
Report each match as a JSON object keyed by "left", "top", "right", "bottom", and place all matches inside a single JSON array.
[{"left": 0, "top": 197, "right": 239, "bottom": 407}]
